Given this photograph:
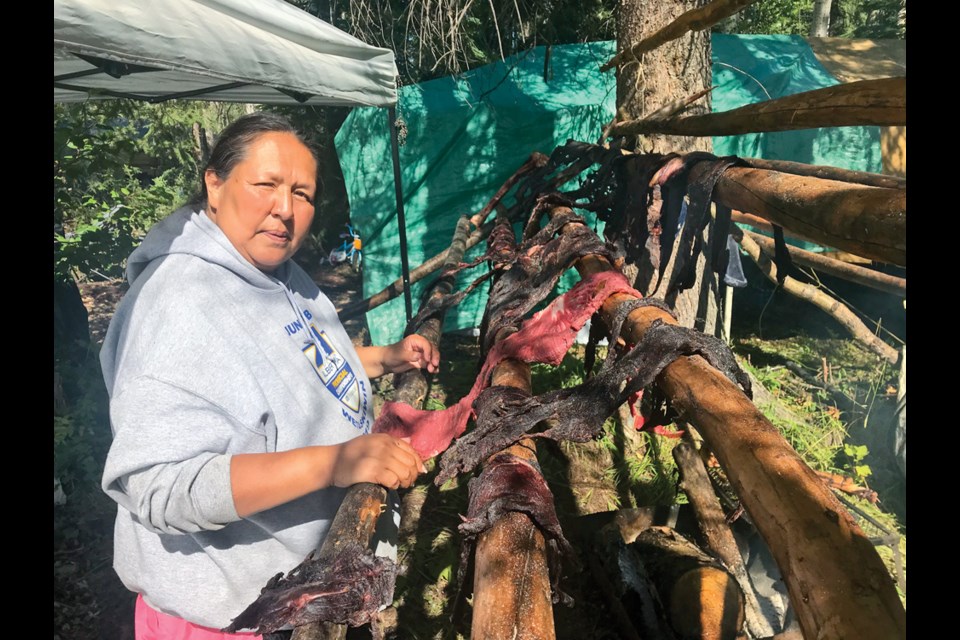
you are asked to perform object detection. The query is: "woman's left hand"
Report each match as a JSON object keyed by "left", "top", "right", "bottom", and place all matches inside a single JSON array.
[{"left": 357, "top": 335, "right": 440, "bottom": 378}]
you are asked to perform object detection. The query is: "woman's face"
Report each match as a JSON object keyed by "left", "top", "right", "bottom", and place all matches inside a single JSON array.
[{"left": 205, "top": 132, "right": 317, "bottom": 273}]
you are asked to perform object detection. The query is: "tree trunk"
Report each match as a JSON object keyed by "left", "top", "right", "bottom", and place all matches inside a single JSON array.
[
  {"left": 616, "top": 0, "right": 715, "bottom": 330},
  {"left": 810, "top": 0, "right": 833, "bottom": 37}
]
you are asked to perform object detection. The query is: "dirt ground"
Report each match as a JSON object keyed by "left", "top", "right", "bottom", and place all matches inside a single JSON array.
[{"left": 55, "top": 257, "right": 906, "bottom": 639}]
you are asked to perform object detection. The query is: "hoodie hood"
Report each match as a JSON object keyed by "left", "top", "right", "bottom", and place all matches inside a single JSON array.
[{"left": 126, "top": 205, "right": 291, "bottom": 290}]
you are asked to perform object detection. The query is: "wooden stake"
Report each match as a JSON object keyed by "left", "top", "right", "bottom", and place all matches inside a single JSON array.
[{"left": 610, "top": 77, "right": 905, "bottom": 137}]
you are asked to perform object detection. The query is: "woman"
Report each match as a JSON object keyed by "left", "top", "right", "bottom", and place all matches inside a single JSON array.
[{"left": 100, "top": 112, "right": 437, "bottom": 638}]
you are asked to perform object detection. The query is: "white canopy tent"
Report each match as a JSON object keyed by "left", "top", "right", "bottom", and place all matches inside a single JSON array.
[
  {"left": 54, "top": 0, "right": 398, "bottom": 106},
  {"left": 54, "top": 0, "right": 415, "bottom": 317}
]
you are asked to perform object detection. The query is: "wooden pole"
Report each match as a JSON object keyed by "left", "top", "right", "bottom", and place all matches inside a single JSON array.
[
  {"left": 673, "top": 441, "right": 774, "bottom": 638},
  {"left": 730, "top": 211, "right": 870, "bottom": 263},
  {"left": 714, "top": 166, "right": 906, "bottom": 266},
  {"left": 392, "top": 215, "right": 473, "bottom": 407},
  {"left": 294, "top": 218, "right": 477, "bottom": 639},
  {"left": 471, "top": 356, "right": 556, "bottom": 640},
  {"left": 601, "top": 0, "right": 758, "bottom": 71},
  {"left": 290, "top": 483, "right": 388, "bottom": 640},
  {"left": 733, "top": 227, "right": 899, "bottom": 365},
  {"left": 609, "top": 77, "right": 905, "bottom": 137},
  {"left": 741, "top": 157, "right": 906, "bottom": 190},
  {"left": 744, "top": 229, "right": 906, "bottom": 297},
  {"left": 553, "top": 209, "right": 906, "bottom": 640}
]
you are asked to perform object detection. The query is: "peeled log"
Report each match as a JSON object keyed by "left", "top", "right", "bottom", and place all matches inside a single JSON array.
[
  {"left": 471, "top": 357, "right": 556, "bottom": 640},
  {"left": 714, "top": 166, "right": 906, "bottom": 266},
  {"left": 290, "top": 483, "right": 388, "bottom": 640},
  {"left": 556, "top": 211, "right": 906, "bottom": 640},
  {"left": 610, "top": 77, "right": 905, "bottom": 137},
  {"left": 631, "top": 526, "right": 745, "bottom": 640}
]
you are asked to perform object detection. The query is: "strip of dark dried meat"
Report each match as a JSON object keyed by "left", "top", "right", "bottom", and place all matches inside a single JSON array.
[{"left": 222, "top": 543, "right": 396, "bottom": 635}]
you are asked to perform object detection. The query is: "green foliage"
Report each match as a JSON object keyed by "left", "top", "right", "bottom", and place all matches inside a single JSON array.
[
  {"left": 726, "top": 0, "right": 816, "bottom": 35},
  {"left": 54, "top": 100, "right": 244, "bottom": 282},
  {"left": 832, "top": 0, "right": 905, "bottom": 38},
  {"left": 714, "top": 0, "right": 904, "bottom": 38},
  {"left": 842, "top": 443, "right": 873, "bottom": 482}
]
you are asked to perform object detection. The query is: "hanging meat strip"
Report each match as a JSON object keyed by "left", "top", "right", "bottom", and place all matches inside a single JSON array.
[
  {"left": 437, "top": 318, "right": 749, "bottom": 486},
  {"left": 456, "top": 453, "right": 577, "bottom": 606},
  {"left": 222, "top": 543, "right": 396, "bottom": 635}
]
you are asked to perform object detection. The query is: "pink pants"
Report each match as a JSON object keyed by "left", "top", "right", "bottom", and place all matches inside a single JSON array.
[{"left": 135, "top": 594, "right": 263, "bottom": 640}]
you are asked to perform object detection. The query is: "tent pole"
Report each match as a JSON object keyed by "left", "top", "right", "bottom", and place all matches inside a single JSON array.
[{"left": 388, "top": 106, "right": 413, "bottom": 322}]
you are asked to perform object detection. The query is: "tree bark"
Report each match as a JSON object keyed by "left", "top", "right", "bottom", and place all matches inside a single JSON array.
[
  {"left": 616, "top": 0, "right": 715, "bottom": 331},
  {"left": 602, "top": 0, "right": 758, "bottom": 71},
  {"left": 611, "top": 77, "right": 906, "bottom": 137},
  {"left": 810, "top": 0, "right": 833, "bottom": 37}
]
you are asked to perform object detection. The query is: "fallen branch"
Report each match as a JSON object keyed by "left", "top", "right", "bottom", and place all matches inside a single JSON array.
[
  {"left": 745, "top": 230, "right": 906, "bottom": 297},
  {"left": 609, "top": 77, "right": 906, "bottom": 137},
  {"left": 600, "top": 0, "right": 758, "bottom": 71},
  {"left": 733, "top": 226, "right": 899, "bottom": 365}
]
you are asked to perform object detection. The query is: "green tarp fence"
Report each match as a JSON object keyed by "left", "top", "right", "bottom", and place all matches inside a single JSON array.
[{"left": 335, "top": 34, "right": 883, "bottom": 346}]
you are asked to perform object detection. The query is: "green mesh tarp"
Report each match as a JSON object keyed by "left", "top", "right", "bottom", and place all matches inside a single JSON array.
[
  {"left": 711, "top": 34, "right": 882, "bottom": 171},
  {"left": 336, "top": 35, "right": 884, "bottom": 345}
]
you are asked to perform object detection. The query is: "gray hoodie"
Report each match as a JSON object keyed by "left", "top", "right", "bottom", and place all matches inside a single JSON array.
[{"left": 100, "top": 205, "right": 374, "bottom": 629}]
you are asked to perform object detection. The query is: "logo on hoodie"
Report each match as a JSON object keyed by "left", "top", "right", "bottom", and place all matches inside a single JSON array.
[{"left": 301, "top": 326, "right": 363, "bottom": 415}]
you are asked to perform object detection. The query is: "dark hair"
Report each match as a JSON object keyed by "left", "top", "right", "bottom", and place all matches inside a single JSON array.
[{"left": 192, "top": 112, "right": 319, "bottom": 206}]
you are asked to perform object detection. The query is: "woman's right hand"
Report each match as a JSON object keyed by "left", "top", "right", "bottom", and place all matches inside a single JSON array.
[{"left": 331, "top": 434, "right": 426, "bottom": 490}]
